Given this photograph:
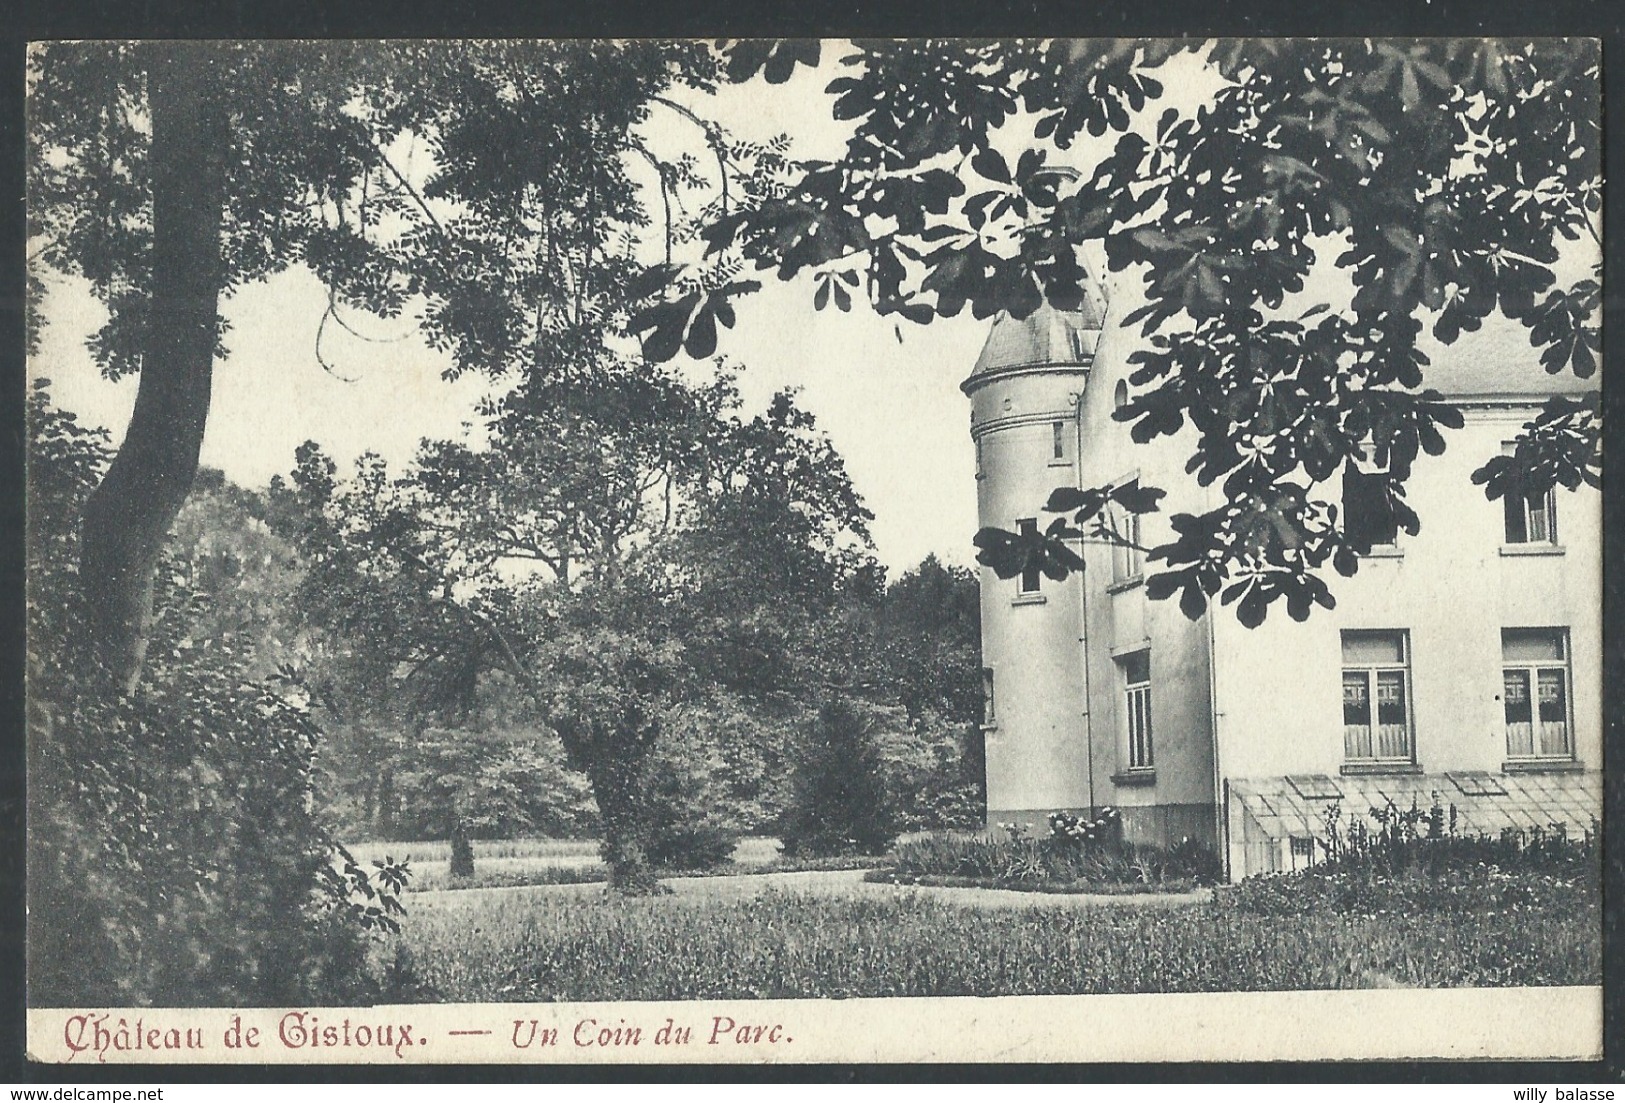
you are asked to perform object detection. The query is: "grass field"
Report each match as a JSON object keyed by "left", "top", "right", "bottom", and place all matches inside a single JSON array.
[
  {"left": 345, "top": 835, "right": 928, "bottom": 869},
  {"left": 344, "top": 838, "right": 602, "bottom": 891},
  {"left": 397, "top": 887, "right": 1600, "bottom": 1001},
  {"left": 345, "top": 836, "right": 878, "bottom": 891},
  {"left": 346, "top": 837, "right": 603, "bottom": 865}
]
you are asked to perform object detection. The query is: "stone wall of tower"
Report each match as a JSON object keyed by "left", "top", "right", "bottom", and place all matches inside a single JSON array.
[
  {"left": 1072, "top": 313, "right": 1221, "bottom": 853},
  {"left": 967, "top": 359, "right": 1094, "bottom": 824}
]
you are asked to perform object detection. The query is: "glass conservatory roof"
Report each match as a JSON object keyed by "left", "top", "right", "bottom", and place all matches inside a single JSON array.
[{"left": 1230, "top": 770, "right": 1601, "bottom": 843}]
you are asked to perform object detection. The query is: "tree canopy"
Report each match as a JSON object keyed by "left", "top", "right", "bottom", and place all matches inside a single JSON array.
[
  {"left": 27, "top": 39, "right": 782, "bottom": 685},
  {"left": 31, "top": 38, "right": 1601, "bottom": 684},
  {"left": 637, "top": 38, "right": 1602, "bottom": 627}
]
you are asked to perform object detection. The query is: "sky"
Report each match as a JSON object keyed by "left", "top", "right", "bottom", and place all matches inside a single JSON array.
[{"left": 33, "top": 262, "right": 993, "bottom": 578}]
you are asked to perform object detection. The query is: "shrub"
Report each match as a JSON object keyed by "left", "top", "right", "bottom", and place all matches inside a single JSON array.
[
  {"left": 638, "top": 718, "right": 741, "bottom": 871},
  {"left": 27, "top": 383, "right": 410, "bottom": 1006},
  {"left": 1046, "top": 807, "right": 1125, "bottom": 849},
  {"left": 1165, "top": 836, "right": 1225, "bottom": 885},
  {"left": 28, "top": 574, "right": 414, "bottom": 1006},
  {"left": 778, "top": 696, "right": 898, "bottom": 857},
  {"left": 647, "top": 821, "right": 740, "bottom": 870}
]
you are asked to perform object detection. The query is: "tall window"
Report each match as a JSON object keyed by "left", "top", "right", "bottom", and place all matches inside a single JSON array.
[
  {"left": 1051, "top": 420, "right": 1067, "bottom": 462},
  {"left": 1341, "top": 630, "right": 1412, "bottom": 762},
  {"left": 1504, "top": 488, "right": 1557, "bottom": 544},
  {"left": 1120, "top": 650, "right": 1153, "bottom": 770},
  {"left": 1113, "top": 378, "right": 1129, "bottom": 412},
  {"left": 981, "top": 667, "right": 996, "bottom": 726},
  {"left": 1502, "top": 629, "right": 1571, "bottom": 759},
  {"left": 1017, "top": 518, "right": 1042, "bottom": 594},
  {"left": 1112, "top": 503, "right": 1143, "bottom": 583}
]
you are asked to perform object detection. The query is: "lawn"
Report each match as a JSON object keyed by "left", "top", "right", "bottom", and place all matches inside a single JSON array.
[
  {"left": 396, "top": 886, "right": 1600, "bottom": 1001},
  {"left": 346, "top": 837, "right": 603, "bottom": 866},
  {"left": 347, "top": 836, "right": 795, "bottom": 865},
  {"left": 343, "top": 836, "right": 873, "bottom": 891}
]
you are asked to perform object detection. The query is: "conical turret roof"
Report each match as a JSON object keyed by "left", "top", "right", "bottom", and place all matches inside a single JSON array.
[{"left": 965, "top": 283, "right": 1108, "bottom": 391}]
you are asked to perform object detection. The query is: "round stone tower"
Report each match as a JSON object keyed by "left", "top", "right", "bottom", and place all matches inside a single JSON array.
[{"left": 963, "top": 286, "right": 1107, "bottom": 828}]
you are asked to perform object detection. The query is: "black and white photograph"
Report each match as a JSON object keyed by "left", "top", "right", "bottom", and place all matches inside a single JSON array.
[{"left": 22, "top": 37, "right": 1604, "bottom": 1064}]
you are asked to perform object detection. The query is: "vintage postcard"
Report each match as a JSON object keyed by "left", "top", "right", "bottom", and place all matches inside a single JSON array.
[{"left": 23, "top": 38, "right": 1603, "bottom": 1065}]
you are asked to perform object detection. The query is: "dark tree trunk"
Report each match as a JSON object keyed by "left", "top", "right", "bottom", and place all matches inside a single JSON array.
[
  {"left": 448, "top": 818, "right": 476, "bottom": 879},
  {"left": 587, "top": 749, "right": 668, "bottom": 895},
  {"left": 377, "top": 766, "right": 397, "bottom": 837},
  {"left": 78, "top": 43, "right": 229, "bottom": 692}
]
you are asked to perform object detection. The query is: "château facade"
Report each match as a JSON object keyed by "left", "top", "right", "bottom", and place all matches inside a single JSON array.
[{"left": 965, "top": 281, "right": 1602, "bottom": 881}]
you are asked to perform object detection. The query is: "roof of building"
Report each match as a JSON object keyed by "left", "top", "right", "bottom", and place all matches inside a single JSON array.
[
  {"left": 1418, "top": 315, "right": 1597, "bottom": 399},
  {"left": 966, "top": 296, "right": 1597, "bottom": 399}
]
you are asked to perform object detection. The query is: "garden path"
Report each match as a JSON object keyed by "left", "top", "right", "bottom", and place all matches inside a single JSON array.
[{"left": 411, "top": 869, "right": 1210, "bottom": 911}]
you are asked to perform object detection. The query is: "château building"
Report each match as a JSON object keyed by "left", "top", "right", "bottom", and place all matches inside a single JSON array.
[{"left": 965, "top": 274, "right": 1602, "bottom": 880}]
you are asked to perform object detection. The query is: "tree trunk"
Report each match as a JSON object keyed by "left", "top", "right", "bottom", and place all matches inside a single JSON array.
[
  {"left": 448, "top": 818, "right": 476, "bottom": 879},
  {"left": 377, "top": 765, "right": 397, "bottom": 837},
  {"left": 588, "top": 752, "right": 668, "bottom": 895},
  {"left": 78, "top": 43, "right": 229, "bottom": 693}
]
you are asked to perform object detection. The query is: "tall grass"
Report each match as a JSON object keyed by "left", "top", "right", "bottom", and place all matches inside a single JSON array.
[{"left": 401, "top": 888, "right": 1599, "bottom": 1002}]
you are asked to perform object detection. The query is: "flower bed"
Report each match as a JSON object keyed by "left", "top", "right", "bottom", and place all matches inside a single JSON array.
[
  {"left": 877, "top": 810, "right": 1221, "bottom": 892},
  {"left": 1225, "top": 802, "right": 1601, "bottom": 916},
  {"left": 1219, "top": 862, "right": 1597, "bottom": 915}
]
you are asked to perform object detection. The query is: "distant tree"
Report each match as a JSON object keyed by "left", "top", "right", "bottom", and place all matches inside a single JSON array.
[
  {"left": 641, "top": 38, "right": 1601, "bottom": 628},
  {"left": 785, "top": 557, "right": 986, "bottom": 834},
  {"left": 780, "top": 695, "right": 899, "bottom": 858},
  {"left": 341, "top": 724, "right": 596, "bottom": 844},
  {"left": 875, "top": 555, "right": 981, "bottom": 725},
  {"left": 162, "top": 468, "right": 310, "bottom": 675},
  {"left": 873, "top": 557, "right": 985, "bottom": 823}
]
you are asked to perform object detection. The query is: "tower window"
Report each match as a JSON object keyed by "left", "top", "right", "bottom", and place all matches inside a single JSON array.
[
  {"left": 1017, "top": 518, "right": 1042, "bottom": 594},
  {"left": 1499, "top": 443, "right": 1557, "bottom": 545},
  {"left": 1113, "top": 378, "right": 1129, "bottom": 412},
  {"left": 1120, "top": 650, "right": 1153, "bottom": 770},
  {"left": 1112, "top": 503, "right": 1143, "bottom": 583},
  {"left": 1051, "top": 420, "right": 1067, "bottom": 462},
  {"left": 981, "top": 667, "right": 996, "bottom": 726}
]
